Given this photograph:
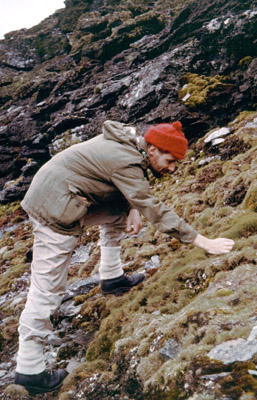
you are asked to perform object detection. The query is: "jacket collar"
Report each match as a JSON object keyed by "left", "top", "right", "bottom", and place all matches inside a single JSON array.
[{"left": 135, "top": 136, "right": 149, "bottom": 169}]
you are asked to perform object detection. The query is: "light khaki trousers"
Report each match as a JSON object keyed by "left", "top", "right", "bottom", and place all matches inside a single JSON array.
[{"left": 16, "top": 208, "right": 127, "bottom": 374}]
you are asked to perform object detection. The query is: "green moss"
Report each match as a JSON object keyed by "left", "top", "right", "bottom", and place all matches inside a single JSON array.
[
  {"left": 186, "top": 149, "right": 196, "bottom": 159},
  {"left": 0, "top": 201, "right": 24, "bottom": 224},
  {"left": 86, "top": 306, "right": 126, "bottom": 361},
  {"left": 34, "top": 32, "right": 71, "bottom": 62},
  {"left": 61, "top": 359, "right": 108, "bottom": 394},
  {"left": 193, "top": 207, "right": 216, "bottom": 231},
  {"left": 76, "top": 296, "right": 109, "bottom": 332},
  {"left": 238, "top": 56, "right": 253, "bottom": 68},
  {"left": 0, "top": 263, "right": 29, "bottom": 296},
  {"left": 230, "top": 111, "right": 257, "bottom": 127},
  {"left": 222, "top": 160, "right": 237, "bottom": 174},
  {"left": 242, "top": 180, "right": 257, "bottom": 212},
  {"left": 3, "top": 384, "right": 29, "bottom": 399},
  {"left": 86, "top": 332, "right": 114, "bottom": 361},
  {"left": 179, "top": 73, "right": 233, "bottom": 109},
  {"left": 59, "top": 393, "right": 73, "bottom": 400},
  {"left": 2, "top": 316, "right": 19, "bottom": 342},
  {"left": 220, "top": 210, "right": 257, "bottom": 239},
  {"left": 143, "top": 388, "right": 182, "bottom": 400},
  {"left": 219, "top": 362, "right": 257, "bottom": 399}
]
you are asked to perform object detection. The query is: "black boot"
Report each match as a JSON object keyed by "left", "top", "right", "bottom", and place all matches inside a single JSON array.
[
  {"left": 14, "top": 369, "right": 68, "bottom": 394},
  {"left": 101, "top": 273, "right": 145, "bottom": 295}
]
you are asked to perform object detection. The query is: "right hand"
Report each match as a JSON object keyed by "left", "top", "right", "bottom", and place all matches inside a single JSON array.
[{"left": 126, "top": 209, "right": 143, "bottom": 235}]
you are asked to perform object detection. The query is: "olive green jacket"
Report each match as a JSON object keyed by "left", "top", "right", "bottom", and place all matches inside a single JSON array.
[{"left": 21, "top": 120, "right": 197, "bottom": 242}]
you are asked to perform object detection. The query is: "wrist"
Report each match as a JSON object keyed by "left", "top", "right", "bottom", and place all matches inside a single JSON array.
[{"left": 192, "top": 234, "right": 209, "bottom": 251}]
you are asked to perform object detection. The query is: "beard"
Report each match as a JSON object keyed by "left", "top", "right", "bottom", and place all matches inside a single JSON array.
[{"left": 148, "top": 165, "right": 164, "bottom": 179}]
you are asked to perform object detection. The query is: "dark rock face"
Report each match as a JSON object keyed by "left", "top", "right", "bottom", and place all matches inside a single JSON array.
[{"left": 0, "top": 0, "right": 257, "bottom": 202}]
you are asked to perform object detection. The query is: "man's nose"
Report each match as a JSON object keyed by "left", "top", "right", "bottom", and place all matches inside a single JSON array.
[{"left": 168, "top": 163, "right": 176, "bottom": 172}]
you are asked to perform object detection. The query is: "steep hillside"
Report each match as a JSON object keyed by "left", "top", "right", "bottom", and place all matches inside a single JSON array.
[{"left": 0, "top": 0, "right": 257, "bottom": 399}]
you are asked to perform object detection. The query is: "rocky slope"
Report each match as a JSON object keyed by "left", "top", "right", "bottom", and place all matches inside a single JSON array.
[{"left": 0, "top": 0, "right": 257, "bottom": 399}]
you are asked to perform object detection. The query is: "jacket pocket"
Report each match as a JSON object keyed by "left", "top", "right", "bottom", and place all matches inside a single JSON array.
[{"left": 57, "top": 184, "right": 90, "bottom": 226}]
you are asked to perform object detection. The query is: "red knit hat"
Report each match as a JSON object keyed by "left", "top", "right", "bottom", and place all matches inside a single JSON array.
[{"left": 144, "top": 121, "right": 188, "bottom": 159}]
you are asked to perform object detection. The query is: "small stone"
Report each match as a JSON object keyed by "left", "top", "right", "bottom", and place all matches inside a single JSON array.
[
  {"left": 248, "top": 369, "right": 257, "bottom": 376},
  {"left": 204, "top": 127, "right": 230, "bottom": 143},
  {"left": 159, "top": 338, "right": 182, "bottom": 359},
  {"left": 144, "top": 255, "right": 160, "bottom": 270},
  {"left": 201, "top": 372, "right": 230, "bottom": 380},
  {"left": 182, "top": 93, "right": 191, "bottom": 102},
  {"left": 198, "top": 156, "right": 218, "bottom": 166},
  {"left": 212, "top": 138, "right": 225, "bottom": 145}
]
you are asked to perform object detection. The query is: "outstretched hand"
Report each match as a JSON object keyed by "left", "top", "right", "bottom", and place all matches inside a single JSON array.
[
  {"left": 126, "top": 209, "right": 143, "bottom": 235},
  {"left": 193, "top": 234, "right": 235, "bottom": 255}
]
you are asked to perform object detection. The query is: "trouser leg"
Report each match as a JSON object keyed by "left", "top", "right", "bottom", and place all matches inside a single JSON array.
[
  {"left": 80, "top": 205, "right": 127, "bottom": 279},
  {"left": 16, "top": 217, "right": 78, "bottom": 374}
]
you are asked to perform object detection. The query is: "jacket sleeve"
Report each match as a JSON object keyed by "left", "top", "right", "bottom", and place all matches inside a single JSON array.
[{"left": 111, "top": 166, "right": 198, "bottom": 243}]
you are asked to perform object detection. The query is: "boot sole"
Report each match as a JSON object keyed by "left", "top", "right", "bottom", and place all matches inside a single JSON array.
[
  {"left": 102, "top": 286, "right": 132, "bottom": 296},
  {"left": 102, "top": 277, "right": 146, "bottom": 296},
  {"left": 24, "top": 381, "right": 64, "bottom": 395}
]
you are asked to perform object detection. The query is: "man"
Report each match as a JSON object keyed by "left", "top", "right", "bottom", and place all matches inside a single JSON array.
[{"left": 14, "top": 120, "right": 234, "bottom": 394}]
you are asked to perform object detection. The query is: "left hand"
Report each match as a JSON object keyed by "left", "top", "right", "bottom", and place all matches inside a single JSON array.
[
  {"left": 126, "top": 209, "right": 143, "bottom": 235},
  {"left": 193, "top": 234, "right": 235, "bottom": 254}
]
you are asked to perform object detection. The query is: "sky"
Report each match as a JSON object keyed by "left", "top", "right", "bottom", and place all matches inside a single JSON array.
[{"left": 0, "top": 0, "right": 65, "bottom": 39}]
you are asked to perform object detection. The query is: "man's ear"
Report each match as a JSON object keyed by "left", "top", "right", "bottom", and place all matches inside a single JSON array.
[{"left": 147, "top": 145, "right": 157, "bottom": 156}]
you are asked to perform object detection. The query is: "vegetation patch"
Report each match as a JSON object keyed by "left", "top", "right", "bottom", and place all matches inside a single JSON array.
[
  {"left": 179, "top": 73, "right": 233, "bottom": 109},
  {"left": 219, "top": 361, "right": 257, "bottom": 399},
  {"left": 220, "top": 210, "right": 257, "bottom": 239}
]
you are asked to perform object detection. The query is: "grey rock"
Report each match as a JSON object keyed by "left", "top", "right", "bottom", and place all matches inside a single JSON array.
[
  {"left": 58, "top": 300, "right": 82, "bottom": 318},
  {"left": 70, "top": 243, "right": 92, "bottom": 265},
  {"left": 0, "top": 370, "right": 7, "bottom": 378},
  {"left": 159, "top": 338, "right": 182, "bottom": 360},
  {"left": 198, "top": 156, "right": 220, "bottom": 166},
  {"left": 245, "top": 117, "right": 257, "bottom": 129},
  {"left": 62, "top": 274, "right": 100, "bottom": 302},
  {"left": 144, "top": 255, "right": 160, "bottom": 271},
  {"left": 201, "top": 372, "right": 230, "bottom": 380},
  {"left": 208, "top": 338, "right": 257, "bottom": 364}
]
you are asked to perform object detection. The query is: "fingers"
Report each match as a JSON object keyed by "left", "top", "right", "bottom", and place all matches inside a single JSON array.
[
  {"left": 218, "top": 238, "right": 235, "bottom": 250},
  {"left": 127, "top": 224, "right": 140, "bottom": 235},
  {"left": 126, "top": 221, "right": 143, "bottom": 234},
  {"left": 208, "top": 238, "right": 235, "bottom": 254},
  {"left": 126, "top": 209, "right": 143, "bottom": 235},
  {"left": 127, "top": 224, "right": 135, "bottom": 233}
]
